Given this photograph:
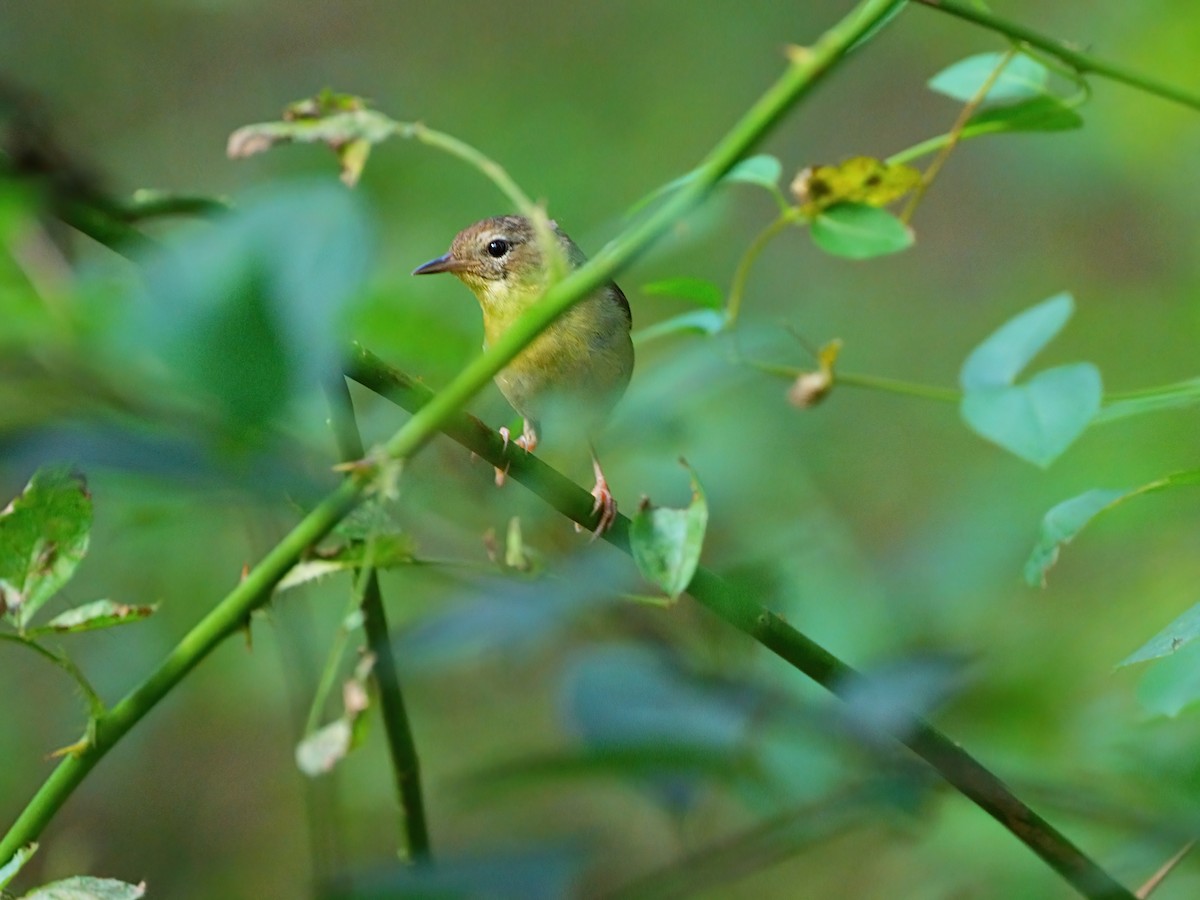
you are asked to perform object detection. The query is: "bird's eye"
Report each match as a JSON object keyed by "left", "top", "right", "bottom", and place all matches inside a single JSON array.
[{"left": 486, "top": 238, "right": 510, "bottom": 258}]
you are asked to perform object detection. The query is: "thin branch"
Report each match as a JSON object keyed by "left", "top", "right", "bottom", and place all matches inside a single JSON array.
[
  {"left": 1135, "top": 840, "right": 1195, "bottom": 899},
  {"left": 324, "top": 376, "right": 431, "bottom": 862},
  {"left": 901, "top": 47, "right": 1017, "bottom": 224},
  {"left": 0, "top": 0, "right": 909, "bottom": 863},
  {"left": 725, "top": 209, "right": 801, "bottom": 329},
  {"left": 345, "top": 347, "right": 1133, "bottom": 900},
  {"left": 0, "top": 633, "right": 105, "bottom": 719},
  {"left": 914, "top": 0, "right": 1200, "bottom": 112}
]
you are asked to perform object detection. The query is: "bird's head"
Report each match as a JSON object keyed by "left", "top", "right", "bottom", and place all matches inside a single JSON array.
[{"left": 413, "top": 215, "right": 577, "bottom": 310}]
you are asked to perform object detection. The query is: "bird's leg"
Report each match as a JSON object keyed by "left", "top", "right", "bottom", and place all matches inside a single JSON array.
[
  {"left": 495, "top": 419, "right": 539, "bottom": 486},
  {"left": 576, "top": 446, "right": 617, "bottom": 538},
  {"left": 516, "top": 418, "right": 538, "bottom": 453}
]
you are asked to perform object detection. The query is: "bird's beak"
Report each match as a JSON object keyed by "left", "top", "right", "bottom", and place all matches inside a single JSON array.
[{"left": 412, "top": 252, "right": 467, "bottom": 276}]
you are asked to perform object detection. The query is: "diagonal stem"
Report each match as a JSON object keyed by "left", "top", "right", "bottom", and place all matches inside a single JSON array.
[{"left": 346, "top": 347, "right": 1134, "bottom": 900}]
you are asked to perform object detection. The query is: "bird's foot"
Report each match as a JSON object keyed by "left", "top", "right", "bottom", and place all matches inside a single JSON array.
[{"left": 575, "top": 456, "right": 616, "bottom": 538}]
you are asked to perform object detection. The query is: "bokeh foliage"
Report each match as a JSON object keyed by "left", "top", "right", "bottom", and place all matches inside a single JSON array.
[{"left": 3, "top": 2, "right": 1200, "bottom": 898}]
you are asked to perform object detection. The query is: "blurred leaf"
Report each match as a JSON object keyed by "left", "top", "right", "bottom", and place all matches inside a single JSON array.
[
  {"left": 1136, "top": 640, "right": 1200, "bottom": 718},
  {"left": 1120, "top": 602, "right": 1200, "bottom": 668},
  {"left": 296, "top": 719, "right": 353, "bottom": 777},
  {"left": 0, "top": 184, "right": 57, "bottom": 348},
  {"left": 463, "top": 745, "right": 750, "bottom": 799},
  {"left": 809, "top": 202, "right": 913, "bottom": 260},
  {"left": 277, "top": 533, "right": 418, "bottom": 592},
  {"left": 630, "top": 462, "right": 707, "bottom": 600},
  {"left": 0, "top": 466, "right": 91, "bottom": 630},
  {"left": 228, "top": 90, "right": 397, "bottom": 185},
  {"left": 959, "top": 293, "right": 1101, "bottom": 466},
  {"left": 1024, "top": 488, "right": 1126, "bottom": 587},
  {"left": 960, "top": 293, "right": 1072, "bottom": 388},
  {"left": 929, "top": 52, "right": 1051, "bottom": 105},
  {"left": 792, "top": 156, "right": 921, "bottom": 215},
  {"left": 27, "top": 599, "right": 156, "bottom": 636},
  {"left": 632, "top": 309, "right": 726, "bottom": 346},
  {"left": 966, "top": 96, "right": 1084, "bottom": 134},
  {"left": 837, "top": 656, "right": 965, "bottom": 742},
  {"left": 126, "top": 183, "right": 372, "bottom": 448},
  {"left": 323, "top": 846, "right": 582, "bottom": 900},
  {"left": 626, "top": 153, "right": 782, "bottom": 216},
  {"left": 562, "top": 644, "right": 768, "bottom": 812},
  {"left": 1026, "top": 471, "right": 1200, "bottom": 586},
  {"left": 1095, "top": 377, "right": 1200, "bottom": 424},
  {"left": 563, "top": 644, "right": 764, "bottom": 751},
  {"left": 724, "top": 154, "right": 783, "bottom": 190},
  {"left": 295, "top": 653, "right": 374, "bottom": 777},
  {"left": 0, "top": 844, "right": 36, "bottom": 890},
  {"left": 640, "top": 276, "right": 724, "bottom": 309},
  {"left": 20, "top": 876, "right": 145, "bottom": 900},
  {"left": 392, "top": 556, "right": 626, "bottom": 670},
  {"left": 334, "top": 497, "right": 407, "bottom": 541}
]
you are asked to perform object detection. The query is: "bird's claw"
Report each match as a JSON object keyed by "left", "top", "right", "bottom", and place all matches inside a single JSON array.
[{"left": 575, "top": 462, "right": 616, "bottom": 539}]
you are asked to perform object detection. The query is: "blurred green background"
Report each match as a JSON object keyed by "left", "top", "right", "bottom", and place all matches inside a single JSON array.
[{"left": 3, "top": 1, "right": 1200, "bottom": 897}]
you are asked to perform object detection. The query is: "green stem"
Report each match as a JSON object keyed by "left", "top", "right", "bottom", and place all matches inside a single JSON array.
[
  {"left": 725, "top": 209, "right": 802, "bottom": 328},
  {"left": 345, "top": 348, "right": 1132, "bottom": 900},
  {"left": 115, "top": 191, "right": 231, "bottom": 221},
  {"left": 0, "top": 479, "right": 363, "bottom": 866},
  {"left": 0, "top": 634, "right": 105, "bottom": 719},
  {"left": 324, "top": 376, "right": 431, "bottom": 862},
  {"left": 837, "top": 371, "right": 961, "bottom": 402},
  {"left": 914, "top": 0, "right": 1200, "bottom": 112}
]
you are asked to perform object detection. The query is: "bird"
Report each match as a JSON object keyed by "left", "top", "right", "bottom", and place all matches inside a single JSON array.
[{"left": 412, "top": 214, "right": 634, "bottom": 534}]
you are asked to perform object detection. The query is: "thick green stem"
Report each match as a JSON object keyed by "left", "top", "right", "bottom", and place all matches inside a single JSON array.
[
  {"left": 346, "top": 348, "right": 1133, "bottom": 900},
  {"left": 324, "top": 376, "right": 431, "bottom": 862},
  {"left": 915, "top": 0, "right": 1200, "bottom": 112}
]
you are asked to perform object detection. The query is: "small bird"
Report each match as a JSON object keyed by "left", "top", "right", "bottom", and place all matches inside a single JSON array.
[{"left": 413, "top": 215, "right": 634, "bottom": 534}]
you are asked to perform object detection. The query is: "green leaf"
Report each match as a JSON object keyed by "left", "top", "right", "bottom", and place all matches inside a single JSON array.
[
  {"left": 1026, "top": 471, "right": 1200, "bottom": 586},
  {"left": 630, "top": 463, "right": 708, "bottom": 600},
  {"left": 0, "top": 467, "right": 92, "bottom": 630},
  {"left": 724, "top": 154, "right": 783, "bottom": 190},
  {"left": 1136, "top": 640, "right": 1200, "bottom": 718},
  {"left": 632, "top": 309, "right": 726, "bottom": 346},
  {"left": 20, "top": 876, "right": 146, "bottom": 900},
  {"left": 961, "top": 365, "right": 1101, "bottom": 467},
  {"left": 809, "top": 202, "right": 913, "bottom": 260},
  {"left": 959, "top": 294, "right": 1101, "bottom": 466},
  {"left": 1024, "top": 489, "right": 1126, "bottom": 586},
  {"left": 640, "top": 277, "right": 724, "bottom": 309},
  {"left": 961, "top": 293, "right": 1073, "bottom": 389},
  {"left": 27, "top": 600, "right": 156, "bottom": 636},
  {"left": 966, "top": 96, "right": 1084, "bottom": 135},
  {"left": 0, "top": 844, "right": 37, "bottom": 890},
  {"left": 1120, "top": 602, "right": 1200, "bottom": 668},
  {"left": 929, "top": 52, "right": 1051, "bottom": 105},
  {"left": 276, "top": 533, "right": 417, "bottom": 592}
]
